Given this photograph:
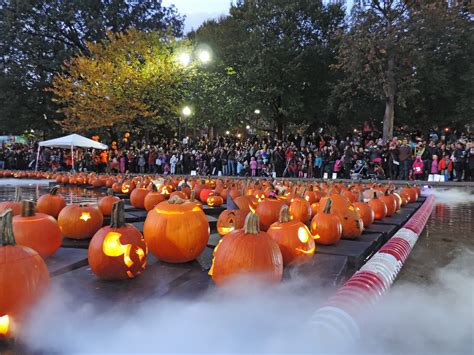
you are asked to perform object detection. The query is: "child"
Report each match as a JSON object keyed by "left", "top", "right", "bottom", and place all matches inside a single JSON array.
[
  {"left": 431, "top": 155, "right": 438, "bottom": 175},
  {"left": 413, "top": 156, "right": 423, "bottom": 180},
  {"left": 250, "top": 156, "right": 257, "bottom": 177}
]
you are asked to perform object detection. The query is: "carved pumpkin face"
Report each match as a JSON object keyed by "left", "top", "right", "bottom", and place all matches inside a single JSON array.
[
  {"left": 57, "top": 204, "right": 104, "bottom": 239},
  {"left": 207, "top": 195, "right": 224, "bottom": 207},
  {"left": 217, "top": 210, "right": 247, "bottom": 237},
  {"left": 254, "top": 191, "right": 266, "bottom": 203}
]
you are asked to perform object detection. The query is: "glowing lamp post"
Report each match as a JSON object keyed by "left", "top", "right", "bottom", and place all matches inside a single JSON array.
[{"left": 178, "top": 106, "right": 192, "bottom": 141}]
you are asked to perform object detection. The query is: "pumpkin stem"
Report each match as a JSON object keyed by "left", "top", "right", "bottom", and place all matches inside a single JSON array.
[
  {"left": 50, "top": 185, "right": 60, "bottom": 196},
  {"left": 151, "top": 183, "right": 158, "bottom": 192},
  {"left": 190, "top": 190, "right": 196, "bottom": 202},
  {"left": 358, "top": 190, "right": 364, "bottom": 203},
  {"left": 373, "top": 192, "right": 378, "bottom": 199},
  {"left": 299, "top": 186, "right": 307, "bottom": 198},
  {"left": 291, "top": 184, "right": 297, "bottom": 195},
  {"left": 106, "top": 188, "right": 114, "bottom": 196},
  {"left": 21, "top": 200, "right": 36, "bottom": 217},
  {"left": 244, "top": 212, "right": 260, "bottom": 234},
  {"left": 323, "top": 198, "right": 333, "bottom": 214},
  {"left": 279, "top": 205, "right": 291, "bottom": 223},
  {"left": 168, "top": 196, "right": 186, "bottom": 205},
  {"left": 0, "top": 209, "right": 15, "bottom": 246},
  {"left": 14, "top": 186, "right": 22, "bottom": 202},
  {"left": 110, "top": 200, "right": 125, "bottom": 228}
]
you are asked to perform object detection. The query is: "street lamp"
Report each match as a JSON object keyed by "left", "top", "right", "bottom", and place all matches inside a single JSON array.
[
  {"left": 246, "top": 125, "right": 251, "bottom": 130},
  {"left": 254, "top": 109, "right": 261, "bottom": 114},
  {"left": 198, "top": 50, "right": 211, "bottom": 64},
  {"left": 225, "top": 130, "right": 230, "bottom": 135},
  {"left": 178, "top": 52, "right": 191, "bottom": 66},
  {"left": 178, "top": 106, "right": 192, "bottom": 141},
  {"left": 182, "top": 106, "right": 192, "bottom": 117}
]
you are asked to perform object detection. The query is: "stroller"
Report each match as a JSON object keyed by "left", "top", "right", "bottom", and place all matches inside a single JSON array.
[{"left": 350, "top": 160, "right": 367, "bottom": 180}]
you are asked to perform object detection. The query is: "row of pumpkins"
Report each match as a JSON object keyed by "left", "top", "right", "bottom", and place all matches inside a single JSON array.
[{"left": 0, "top": 174, "right": 420, "bottom": 338}]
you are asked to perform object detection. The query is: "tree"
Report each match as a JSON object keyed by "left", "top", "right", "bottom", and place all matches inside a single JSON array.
[
  {"left": 0, "top": 0, "right": 183, "bottom": 134},
  {"left": 49, "top": 30, "right": 190, "bottom": 135}
]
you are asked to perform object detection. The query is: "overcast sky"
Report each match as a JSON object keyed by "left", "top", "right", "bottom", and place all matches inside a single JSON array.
[{"left": 162, "top": 0, "right": 234, "bottom": 33}]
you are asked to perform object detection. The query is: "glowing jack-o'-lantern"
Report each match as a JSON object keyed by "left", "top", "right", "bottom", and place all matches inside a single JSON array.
[
  {"left": 89, "top": 201, "right": 147, "bottom": 280},
  {"left": 254, "top": 191, "right": 266, "bottom": 203},
  {"left": 310, "top": 199, "right": 343, "bottom": 245},
  {"left": 0, "top": 314, "right": 10, "bottom": 337},
  {"left": 217, "top": 210, "right": 247, "bottom": 237},
  {"left": 267, "top": 205, "right": 315, "bottom": 265},
  {"left": 58, "top": 204, "right": 104, "bottom": 239},
  {"left": 207, "top": 195, "right": 224, "bottom": 207}
]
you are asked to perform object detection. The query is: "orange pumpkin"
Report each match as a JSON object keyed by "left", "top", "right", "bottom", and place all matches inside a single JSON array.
[
  {"left": 0, "top": 186, "right": 22, "bottom": 216},
  {"left": 98, "top": 189, "right": 121, "bottom": 216},
  {"left": 216, "top": 209, "right": 247, "bottom": 237},
  {"left": 310, "top": 199, "right": 343, "bottom": 245},
  {"left": 209, "top": 213, "right": 283, "bottom": 286},
  {"left": 12, "top": 200, "right": 62, "bottom": 258},
  {"left": 401, "top": 186, "right": 418, "bottom": 203},
  {"left": 207, "top": 195, "right": 224, "bottom": 207},
  {"left": 0, "top": 209, "right": 50, "bottom": 335},
  {"left": 199, "top": 188, "right": 214, "bottom": 203},
  {"left": 144, "top": 184, "right": 166, "bottom": 212},
  {"left": 380, "top": 191, "right": 397, "bottom": 217},
  {"left": 255, "top": 198, "right": 285, "bottom": 231},
  {"left": 130, "top": 187, "right": 149, "bottom": 209},
  {"left": 58, "top": 204, "right": 104, "bottom": 239},
  {"left": 353, "top": 192, "right": 375, "bottom": 228},
  {"left": 143, "top": 196, "right": 209, "bottom": 263},
  {"left": 88, "top": 201, "right": 147, "bottom": 280},
  {"left": 289, "top": 188, "right": 311, "bottom": 223},
  {"left": 36, "top": 185, "right": 66, "bottom": 219},
  {"left": 268, "top": 206, "right": 315, "bottom": 265},
  {"left": 368, "top": 193, "right": 388, "bottom": 220},
  {"left": 317, "top": 195, "right": 363, "bottom": 239}
]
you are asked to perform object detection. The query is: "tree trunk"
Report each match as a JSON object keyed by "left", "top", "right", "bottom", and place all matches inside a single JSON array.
[
  {"left": 276, "top": 120, "right": 284, "bottom": 140},
  {"left": 383, "top": 56, "right": 395, "bottom": 142}
]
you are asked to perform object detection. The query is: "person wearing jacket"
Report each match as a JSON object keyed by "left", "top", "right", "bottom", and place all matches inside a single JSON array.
[{"left": 398, "top": 139, "right": 412, "bottom": 180}]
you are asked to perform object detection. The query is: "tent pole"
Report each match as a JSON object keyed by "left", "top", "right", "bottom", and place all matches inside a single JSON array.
[
  {"left": 71, "top": 145, "right": 75, "bottom": 172},
  {"left": 35, "top": 145, "right": 41, "bottom": 171}
]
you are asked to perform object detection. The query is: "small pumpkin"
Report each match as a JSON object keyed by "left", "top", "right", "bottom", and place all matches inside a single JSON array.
[
  {"left": 289, "top": 187, "right": 312, "bottom": 223},
  {"left": 0, "top": 209, "right": 50, "bottom": 336},
  {"left": 209, "top": 213, "right": 283, "bottom": 286},
  {"left": 207, "top": 195, "right": 224, "bottom": 207},
  {"left": 0, "top": 186, "right": 22, "bottom": 216},
  {"left": 353, "top": 191, "right": 375, "bottom": 228},
  {"left": 380, "top": 191, "right": 397, "bottom": 217},
  {"left": 143, "top": 196, "right": 209, "bottom": 263},
  {"left": 13, "top": 200, "right": 62, "bottom": 257},
  {"left": 310, "top": 199, "right": 343, "bottom": 245},
  {"left": 368, "top": 192, "right": 388, "bottom": 220},
  {"left": 88, "top": 200, "right": 147, "bottom": 280},
  {"left": 144, "top": 184, "right": 166, "bottom": 212},
  {"left": 58, "top": 204, "right": 104, "bottom": 239},
  {"left": 268, "top": 205, "right": 315, "bottom": 265},
  {"left": 217, "top": 209, "right": 247, "bottom": 237},
  {"left": 98, "top": 189, "right": 121, "bottom": 216},
  {"left": 36, "top": 185, "right": 66, "bottom": 219},
  {"left": 130, "top": 187, "right": 149, "bottom": 209}
]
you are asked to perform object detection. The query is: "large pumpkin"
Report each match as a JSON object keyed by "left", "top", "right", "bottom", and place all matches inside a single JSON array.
[
  {"left": 58, "top": 204, "right": 104, "bottom": 239},
  {"left": 216, "top": 209, "right": 247, "bottom": 237},
  {"left": 143, "top": 196, "right": 209, "bottom": 263},
  {"left": 89, "top": 201, "right": 147, "bottom": 280},
  {"left": 255, "top": 198, "right": 285, "bottom": 231},
  {"left": 0, "top": 186, "right": 22, "bottom": 216},
  {"left": 268, "top": 205, "right": 315, "bottom": 265},
  {"left": 98, "top": 189, "right": 121, "bottom": 216},
  {"left": 130, "top": 187, "right": 149, "bottom": 209},
  {"left": 36, "top": 185, "right": 66, "bottom": 219},
  {"left": 0, "top": 209, "right": 50, "bottom": 338},
  {"left": 317, "top": 194, "right": 363, "bottom": 239},
  {"left": 13, "top": 200, "right": 62, "bottom": 258},
  {"left": 310, "top": 199, "right": 343, "bottom": 245},
  {"left": 209, "top": 213, "right": 283, "bottom": 286}
]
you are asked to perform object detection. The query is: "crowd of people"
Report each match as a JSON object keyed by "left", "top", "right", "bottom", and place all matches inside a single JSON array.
[{"left": 1, "top": 130, "right": 473, "bottom": 182}]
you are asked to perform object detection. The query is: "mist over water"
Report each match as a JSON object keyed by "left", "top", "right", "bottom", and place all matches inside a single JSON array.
[{"left": 16, "top": 187, "right": 474, "bottom": 353}]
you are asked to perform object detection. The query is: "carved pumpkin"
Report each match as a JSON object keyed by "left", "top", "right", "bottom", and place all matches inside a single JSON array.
[
  {"left": 98, "top": 189, "right": 121, "bottom": 216},
  {"left": 58, "top": 204, "right": 104, "bottom": 239},
  {"left": 0, "top": 210, "right": 50, "bottom": 337},
  {"left": 143, "top": 196, "right": 209, "bottom": 263},
  {"left": 207, "top": 195, "right": 224, "bottom": 207},
  {"left": 289, "top": 188, "right": 311, "bottom": 223},
  {"left": 89, "top": 201, "right": 147, "bottom": 280},
  {"left": 36, "top": 185, "right": 66, "bottom": 219},
  {"left": 0, "top": 186, "right": 22, "bottom": 216},
  {"left": 368, "top": 193, "right": 388, "bottom": 220},
  {"left": 353, "top": 191, "right": 375, "bottom": 228},
  {"left": 130, "top": 187, "right": 149, "bottom": 209},
  {"left": 317, "top": 195, "right": 363, "bottom": 239},
  {"left": 12, "top": 200, "right": 62, "bottom": 257},
  {"left": 209, "top": 213, "right": 283, "bottom": 286},
  {"left": 255, "top": 198, "right": 285, "bottom": 231},
  {"left": 268, "top": 205, "right": 315, "bottom": 265},
  {"left": 199, "top": 188, "right": 214, "bottom": 203},
  {"left": 310, "top": 199, "right": 343, "bottom": 245},
  {"left": 217, "top": 209, "right": 247, "bottom": 237}
]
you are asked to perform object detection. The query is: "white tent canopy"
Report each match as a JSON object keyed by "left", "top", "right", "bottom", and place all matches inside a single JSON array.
[
  {"left": 36, "top": 134, "right": 108, "bottom": 171},
  {"left": 39, "top": 134, "right": 108, "bottom": 150}
]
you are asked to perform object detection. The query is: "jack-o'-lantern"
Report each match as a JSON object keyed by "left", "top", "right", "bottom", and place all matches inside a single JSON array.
[
  {"left": 89, "top": 201, "right": 147, "bottom": 280},
  {"left": 368, "top": 193, "right": 387, "bottom": 220},
  {"left": 0, "top": 210, "right": 50, "bottom": 338},
  {"left": 207, "top": 195, "right": 224, "bottom": 207},
  {"left": 144, "top": 184, "right": 166, "bottom": 211},
  {"left": 0, "top": 186, "right": 22, "bottom": 216},
  {"left": 36, "top": 185, "right": 66, "bottom": 219},
  {"left": 98, "top": 189, "right": 121, "bottom": 216},
  {"left": 268, "top": 206, "right": 315, "bottom": 265},
  {"left": 209, "top": 213, "right": 283, "bottom": 286},
  {"left": 143, "top": 196, "right": 209, "bottom": 263},
  {"left": 58, "top": 204, "right": 104, "bottom": 239},
  {"left": 289, "top": 188, "right": 311, "bottom": 223},
  {"left": 317, "top": 195, "right": 363, "bottom": 239},
  {"left": 311, "top": 199, "right": 343, "bottom": 245},
  {"left": 217, "top": 210, "right": 247, "bottom": 237},
  {"left": 13, "top": 200, "right": 62, "bottom": 257},
  {"left": 255, "top": 198, "right": 285, "bottom": 231}
]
